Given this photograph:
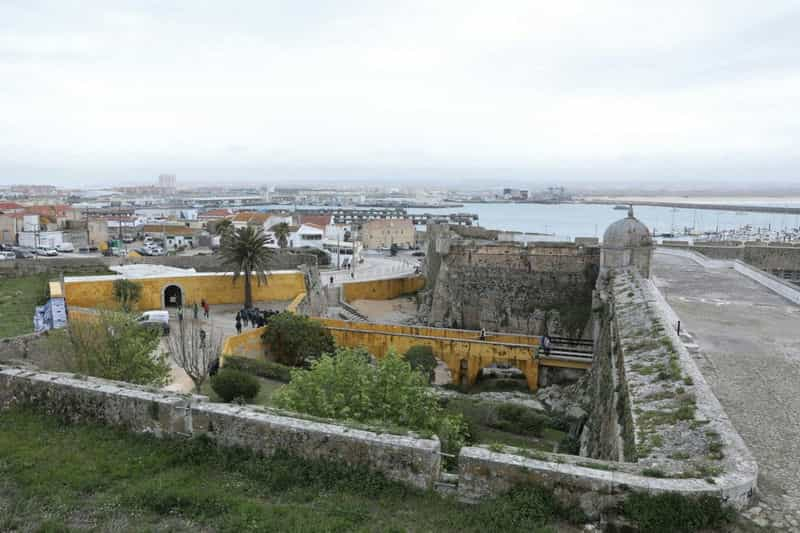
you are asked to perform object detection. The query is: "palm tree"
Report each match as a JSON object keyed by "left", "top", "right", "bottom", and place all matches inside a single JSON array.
[
  {"left": 214, "top": 218, "right": 233, "bottom": 240},
  {"left": 219, "top": 226, "right": 273, "bottom": 308},
  {"left": 272, "top": 222, "right": 290, "bottom": 249}
]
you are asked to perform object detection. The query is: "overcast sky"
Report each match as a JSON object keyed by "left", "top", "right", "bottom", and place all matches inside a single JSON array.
[{"left": 1, "top": 1, "right": 799, "bottom": 187}]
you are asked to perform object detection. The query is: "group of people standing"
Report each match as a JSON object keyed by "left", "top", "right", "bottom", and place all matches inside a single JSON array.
[
  {"left": 175, "top": 299, "right": 211, "bottom": 322},
  {"left": 235, "top": 307, "right": 279, "bottom": 334}
]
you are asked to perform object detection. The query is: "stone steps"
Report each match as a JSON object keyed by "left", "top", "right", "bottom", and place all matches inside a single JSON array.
[{"left": 434, "top": 472, "right": 459, "bottom": 496}]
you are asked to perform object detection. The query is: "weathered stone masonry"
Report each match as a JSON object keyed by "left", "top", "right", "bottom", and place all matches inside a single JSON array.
[
  {"left": 0, "top": 366, "right": 441, "bottom": 490},
  {"left": 421, "top": 224, "right": 600, "bottom": 337}
]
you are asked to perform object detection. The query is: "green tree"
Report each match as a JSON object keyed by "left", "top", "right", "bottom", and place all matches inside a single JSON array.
[
  {"left": 112, "top": 279, "right": 143, "bottom": 313},
  {"left": 218, "top": 225, "right": 273, "bottom": 309},
  {"left": 54, "top": 311, "right": 170, "bottom": 386},
  {"left": 273, "top": 348, "right": 468, "bottom": 458},
  {"left": 261, "top": 312, "right": 335, "bottom": 366},
  {"left": 403, "top": 345, "right": 438, "bottom": 378},
  {"left": 272, "top": 222, "right": 290, "bottom": 249}
]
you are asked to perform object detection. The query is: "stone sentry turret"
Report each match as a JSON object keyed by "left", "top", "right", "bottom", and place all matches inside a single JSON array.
[{"left": 600, "top": 206, "right": 653, "bottom": 278}]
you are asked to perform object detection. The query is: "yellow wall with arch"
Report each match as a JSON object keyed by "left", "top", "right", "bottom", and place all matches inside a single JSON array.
[
  {"left": 63, "top": 271, "right": 306, "bottom": 311},
  {"left": 342, "top": 275, "right": 425, "bottom": 302},
  {"left": 218, "top": 317, "right": 586, "bottom": 391}
]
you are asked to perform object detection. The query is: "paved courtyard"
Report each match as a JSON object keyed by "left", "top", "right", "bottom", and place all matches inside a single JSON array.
[{"left": 653, "top": 251, "right": 800, "bottom": 531}]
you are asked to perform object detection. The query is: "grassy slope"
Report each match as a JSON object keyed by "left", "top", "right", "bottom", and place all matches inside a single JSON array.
[
  {"left": 0, "top": 275, "right": 47, "bottom": 338},
  {"left": 0, "top": 268, "right": 115, "bottom": 339},
  {"left": 0, "top": 409, "right": 572, "bottom": 533}
]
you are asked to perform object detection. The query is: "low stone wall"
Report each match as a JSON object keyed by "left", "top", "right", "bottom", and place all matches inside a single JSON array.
[
  {"left": 0, "top": 366, "right": 441, "bottom": 490},
  {"left": 732, "top": 260, "right": 800, "bottom": 305},
  {"left": 458, "top": 445, "right": 755, "bottom": 518},
  {"left": 192, "top": 402, "right": 440, "bottom": 490},
  {"left": 0, "top": 367, "right": 190, "bottom": 437},
  {"left": 656, "top": 247, "right": 800, "bottom": 304},
  {"left": 0, "top": 252, "right": 313, "bottom": 279}
]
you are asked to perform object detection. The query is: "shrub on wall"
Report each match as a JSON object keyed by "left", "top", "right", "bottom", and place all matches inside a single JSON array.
[
  {"left": 261, "top": 312, "right": 335, "bottom": 366},
  {"left": 403, "top": 345, "right": 438, "bottom": 376},
  {"left": 50, "top": 310, "right": 170, "bottom": 387},
  {"left": 273, "top": 348, "right": 468, "bottom": 459},
  {"left": 112, "top": 279, "right": 143, "bottom": 313},
  {"left": 210, "top": 369, "right": 261, "bottom": 403}
]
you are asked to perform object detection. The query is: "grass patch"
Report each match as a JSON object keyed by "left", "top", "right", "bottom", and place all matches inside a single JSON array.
[
  {"left": 0, "top": 275, "right": 48, "bottom": 338},
  {"left": 623, "top": 492, "right": 735, "bottom": 533},
  {"left": 0, "top": 408, "right": 576, "bottom": 532},
  {"left": 222, "top": 355, "right": 293, "bottom": 382},
  {"left": 442, "top": 398, "right": 566, "bottom": 453}
]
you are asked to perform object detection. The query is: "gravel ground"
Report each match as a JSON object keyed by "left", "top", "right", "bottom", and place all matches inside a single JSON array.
[{"left": 653, "top": 250, "right": 800, "bottom": 531}]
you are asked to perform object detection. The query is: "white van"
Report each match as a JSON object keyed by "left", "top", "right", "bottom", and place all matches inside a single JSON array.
[
  {"left": 56, "top": 242, "right": 75, "bottom": 253},
  {"left": 136, "top": 310, "right": 170, "bottom": 335}
]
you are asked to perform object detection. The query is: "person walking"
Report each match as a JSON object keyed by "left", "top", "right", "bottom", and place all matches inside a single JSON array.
[
  {"left": 541, "top": 334, "right": 552, "bottom": 356},
  {"left": 177, "top": 305, "right": 184, "bottom": 323},
  {"left": 193, "top": 302, "right": 199, "bottom": 320},
  {"left": 479, "top": 328, "right": 486, "bottom": 341},
  {"left": 203, "top": 301, "right": 210, "bottom": 319},
  {"left": 330, "top": 275, "right": 334, "bottom": 285},
  {"left": 235, "top": 316, "right": 242, "bottom": 334}
]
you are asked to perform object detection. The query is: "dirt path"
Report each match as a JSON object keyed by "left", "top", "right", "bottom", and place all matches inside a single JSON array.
[{"left": 653, "top": 251, "right": 800, "bottom": 531}]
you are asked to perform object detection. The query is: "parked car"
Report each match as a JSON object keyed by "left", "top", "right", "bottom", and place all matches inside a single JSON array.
[
  {"left": 136, "top": 310, "right": 170, "bottom": 335},
  {"left": 14, "top": 249, "right": 34, "bottom": 259},
  {"left": 412, "top": 251, "right": 425, "bottom": 257},
  {"left": 36, "top": 247, "right": 58, "bottom": 257},
  {"left": 56, "top": 242, "right": 75, "bottom": 253},
  {"left": 0, "top": 251, "right": 16, "bottom": 261}
]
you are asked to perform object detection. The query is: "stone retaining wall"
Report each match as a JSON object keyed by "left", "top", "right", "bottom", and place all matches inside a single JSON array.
[
  {"left": 0, "top": 366, "right": 441, "bottom": 490},
  {"left": 458, "top": 445, "right": 756, "bottom": 518}
]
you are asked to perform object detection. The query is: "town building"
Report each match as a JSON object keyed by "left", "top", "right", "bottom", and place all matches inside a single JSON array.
[{"left": 360, "top": 218, "right": 415, "bottom": 249}]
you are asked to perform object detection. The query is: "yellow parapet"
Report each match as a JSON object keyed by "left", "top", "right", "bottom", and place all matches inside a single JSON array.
[
  {"left": 341, "top": 275, "right": 425, "bottom": 302},
  {"left": 48, "top": 281, "right": 64, "bottom": 298}
]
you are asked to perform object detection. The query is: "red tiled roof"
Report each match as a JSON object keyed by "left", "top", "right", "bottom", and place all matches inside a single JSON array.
[
  {"left": 203, "top": 208, "right": 232, "bottom": 217},
  {"left": 298, "top": 214, "right": 331, "bottom": 227},
  {"left": 0, "top": 201, "right": 24, "bottom": 210}
]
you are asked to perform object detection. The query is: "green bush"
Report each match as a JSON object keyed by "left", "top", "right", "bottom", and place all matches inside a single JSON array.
[
  {"left": 224, "top": 356, "right": 293, "bottom": 382},
  {"left": 211, "top": 369, "right": 261, "bottom": 403},
  {"left": 403, "top": 345, "right": 437, "bottom": 375},
  {"left": 51, "top": 310, "right": 169, "bottom": 387},
  {"left": 494, "top": 403, "right": 548, "bottom": 437},
  {"left": 273, "top": 348, "right": 468, "bottom": 460},
  {"left": 262, "top": 312, "right": 335, "bottom": 366},
  {"left": 623, "top": 493, "right": 734, "bottom": 533}
]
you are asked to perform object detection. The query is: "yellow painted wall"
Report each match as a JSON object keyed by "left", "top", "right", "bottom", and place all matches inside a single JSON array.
[
  {"left": 64, "top": 271, "right": 306, "bottom": 311},
  {"left": 286, "top": 292, "right": 306, "bottom": 313},
  {"left": 342, "top": 276, "right": 425, "bottom": 302},
  {"left": 325, "top": 325, "right": 540, "bottom": 388},
  {"left": 318, "top": 318, "right": 541, "bottom": 347},
  {"left": 222, "top": 326, "right": 267, "bottom": 359}
]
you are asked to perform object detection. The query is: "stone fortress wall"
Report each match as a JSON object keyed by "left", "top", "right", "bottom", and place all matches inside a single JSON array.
[
  {"left": 420, "top": 224, "right": 600, "bottom": 337},
  {"left": 661, "top": 241, "right": 800, "bottom": 283}
]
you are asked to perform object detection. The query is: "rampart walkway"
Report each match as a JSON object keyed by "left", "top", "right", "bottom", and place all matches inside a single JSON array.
[{"left": 653, "top": 250, "right": 800, "bottom": 530}]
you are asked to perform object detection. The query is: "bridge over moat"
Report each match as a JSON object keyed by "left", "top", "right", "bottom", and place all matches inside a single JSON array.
[{"left": 223, "top": 319, "right": 592, "bottom": 391}]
